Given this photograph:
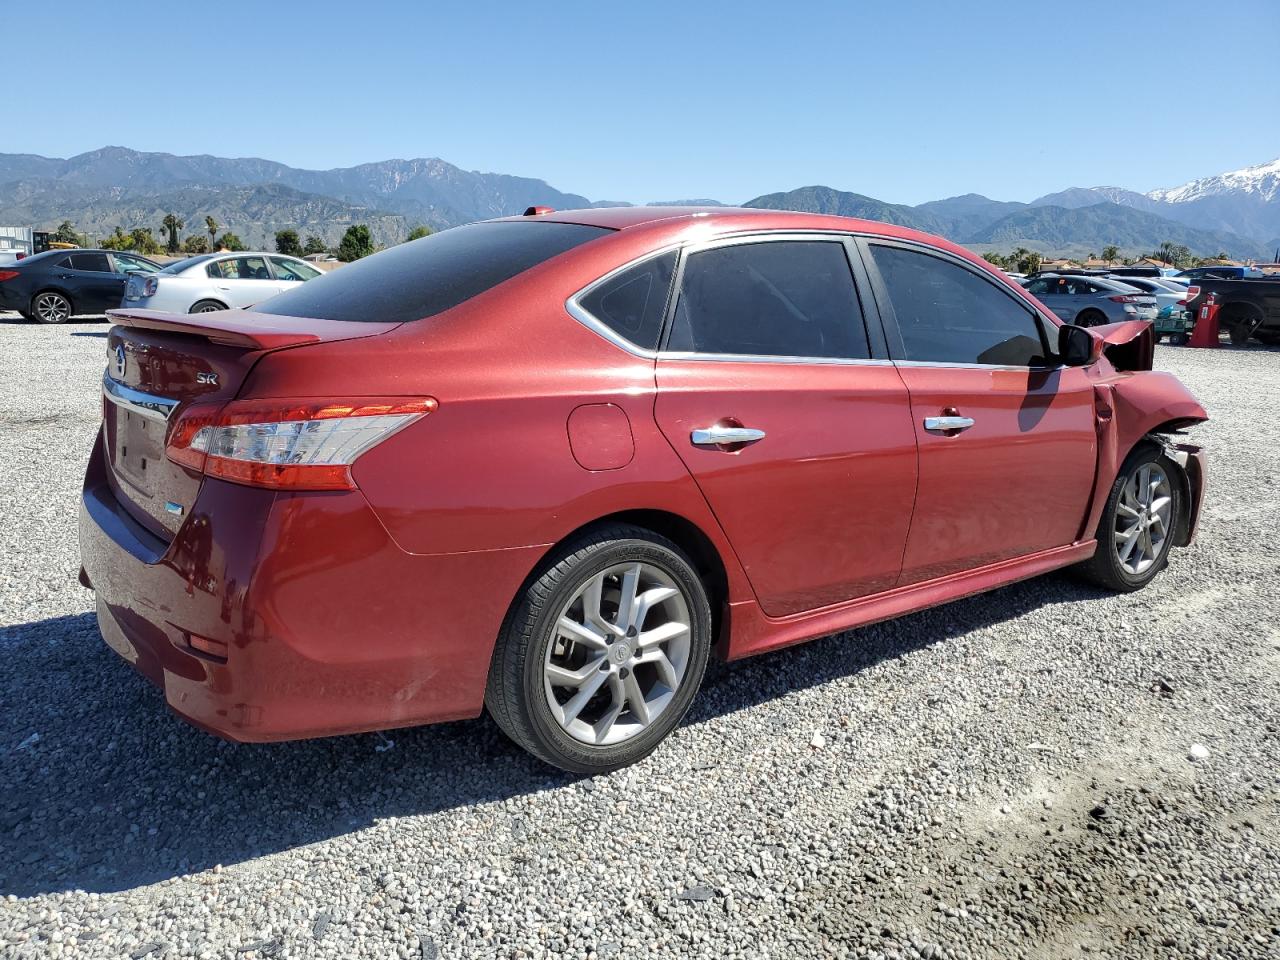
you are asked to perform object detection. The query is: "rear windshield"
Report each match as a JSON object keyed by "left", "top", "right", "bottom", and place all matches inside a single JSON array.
[
  {"left": 255, "top": 221, "right": 611, "bottom": 323},
  {"left": 160, "top": 255, "right": 216, "bottom": 274}
]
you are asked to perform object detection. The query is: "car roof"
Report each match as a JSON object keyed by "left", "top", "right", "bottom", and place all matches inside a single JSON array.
[{"left": 495, "top": 205, "right": 996, "bottom": 271}]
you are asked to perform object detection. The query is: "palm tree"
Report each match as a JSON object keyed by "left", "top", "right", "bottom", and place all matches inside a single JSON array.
[
  {"left": 1101, "top": 245, "right": 1120, "bottom": 264},
  {"left": 206, "top": 216, "right": 219, "bottom": 251},
  {"left": 160, "top": 213, "right": 184, "bottom": 254}
]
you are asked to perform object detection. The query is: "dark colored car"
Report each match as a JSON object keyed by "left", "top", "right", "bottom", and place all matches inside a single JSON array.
[
  {"left": 1185, "top": 275, "right": 1280, "bottom": 344},
  {"left": 0, "top": 249, "right": 162, "bottom": 323},
  {"left": 1176, "top": 265, "right": 1262, "bottom": 281},
  {"left": 80, "top": 207, "right": 1208, "bottom": 773}
]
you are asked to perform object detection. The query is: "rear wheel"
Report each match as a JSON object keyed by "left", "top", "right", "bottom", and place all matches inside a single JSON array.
[
  {"left": 1168, "top": 332, "right": 1189, "bottom": 346},
  {"left": 486, "top": 525, "right": 712, "bottom": 774},
  {"left": 1075, "top": 444, "right": 1182, "bottom": 592},
  {"left": 1228, "top": 322, "right": 1251, "bottom": 345},
  {"left": 31, "top": 291, "right": 72, "bottom": 324},
  {"left": 1076, "top": 309, "right": 1106, "bottom": 328},
  {"left": 189, "top": 299, "right": 227, "bottom": 313}
]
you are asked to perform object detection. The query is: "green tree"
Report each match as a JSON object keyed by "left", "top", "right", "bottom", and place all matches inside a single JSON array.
[
  {"left": 404, "top": 225, "right": 433, "bottom": 242},
  {"left": 1215, "top": 250, "right": 1229, "bottom": 261},
  {"left": 125, "top": 228, "right": 162, "bottom": 255},
  {"left": 303, "top": 235, "right": 327, "bottom": 255},
  {"left": 160, "top": 213, "right": 184, "bottom": 254},
  {"left": 275, "top": 229, "right": 303, "bottom": 256},
  {"left": 100, "top": 227, "right": 131, "bottom": 250},
  {"left": 1153, "top": 242, "right": 1193, "bottom": 268},
  {"left": 217, "top": 232, "right": 246, "bottom": 252},
  {"left": 1101, "top": 245, "right": 1120, "bottom": 263},
  {"left": 53, "top": 220, "right": 85, "bottom": 246},
  {"left": 205, "top": 215, "right": 219, "bottom": 251},
  {"left": 981, "top": 251, "right": 1007, "bottom": 269},
  {"left": 182, "top": 235, "right": 211, "bottom": 254},
  {"left": 336, "top": 224, "right": 374, "bottom": 261}
]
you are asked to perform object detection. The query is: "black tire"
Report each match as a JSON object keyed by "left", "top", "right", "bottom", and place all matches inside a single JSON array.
[
  {"left": 16, "top": 310, "right": 35, "bottom": 322},
  {"left": 30, "top": 290, "right": 73, "bottom": 324},
  {"left": 189, "top": 299, "right": 228, "bottom": 313},
  {"left": 1074, "top": 443, "right": 1183, "bottom": 593},
  {"left": 1228, "top": 322, "right": 1251, "bottom": 346},
  {"left": 1168, "top": 333, "right": 1189, "bottom": 346},
  {"left": 485, "top": 524, "right": 712, "bottom": 774},
  {"left": 1076, "top": 309, "right": 1106, "bottom": 328}
]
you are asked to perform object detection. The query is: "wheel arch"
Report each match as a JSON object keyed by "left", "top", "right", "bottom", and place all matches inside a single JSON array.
[
  {"left": 31, "top": 286, "right": 76, "bottom": 313},
  {"left": 189, "top": 298, "right": 229, "bottom": 313},
  {"left": 526, "top": 508, "right": 732, "bottom": 656}
]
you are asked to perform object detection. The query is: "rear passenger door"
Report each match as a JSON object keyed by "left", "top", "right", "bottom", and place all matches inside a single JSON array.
[
  {"left": 651, "top": 235, "right": 918, "bottom": 617},
  {"left": 65, "top": 252, "right": 126, "bottom": 313},
  {"left": 862, "top": 241, "right": 1097, "bottom": 584}
]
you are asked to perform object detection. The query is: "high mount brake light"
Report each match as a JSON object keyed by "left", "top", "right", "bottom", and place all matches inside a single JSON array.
[{"left": 165, "top": 398, "right": 436, "bottom": 490}]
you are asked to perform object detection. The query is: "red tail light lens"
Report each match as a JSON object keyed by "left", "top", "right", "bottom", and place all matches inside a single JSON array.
[
  {"left": 0, "top": 270, "right": 19, "bottom": 282},
  {"left": 1108, "top": 295, "right": 1142, "bottom": 303},
  {"left": 1187, "top": 285, "right": 1200, "bottom": 299},
  {"left": 166, "top": 397, "right": 436, "bottom": 490}
]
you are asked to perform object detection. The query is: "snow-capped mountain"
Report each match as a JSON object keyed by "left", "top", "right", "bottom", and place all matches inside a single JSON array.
[{"left": 1149, "top": 157, "right": 1280, "bottom": 204}]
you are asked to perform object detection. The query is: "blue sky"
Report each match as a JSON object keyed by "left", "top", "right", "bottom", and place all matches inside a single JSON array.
[{"left": 9, "top": 1, "right": 1277, "bottom": 205}]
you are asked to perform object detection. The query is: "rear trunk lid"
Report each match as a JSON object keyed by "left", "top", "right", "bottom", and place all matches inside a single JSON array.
[{"left": 101, "top": 308, "right": 398, "bottom": 539}]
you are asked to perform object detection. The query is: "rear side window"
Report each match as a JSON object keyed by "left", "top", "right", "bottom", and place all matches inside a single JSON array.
[
  {"left": 257, "top": 221, "right": 610, "bottom": 323},
  {"left": 70, "top": 252, "right": 111, "bottom": 272},
  {"left": 666, "top": 240, "right": 869, "bottom": 359},
  {"left": 869, "top": 245, "right": 1049, "bottom": 367},
  {"left": 576, "top": 252, "right": 676, "bottom": 351}
]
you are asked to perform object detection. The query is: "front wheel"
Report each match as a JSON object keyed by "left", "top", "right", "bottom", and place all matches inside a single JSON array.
[
  {"left": 1075, "top": 444, "right": 1182, "bottom": 592},
  {"left": 1076, "top": 309, "right": 1106, "bottom": 328},
  {"left": 1168, "top": 332, "right": 1189, "bottom": 346},
  {"left": 486, "top": 525, "right": 712, "bottom": 774},
  {"left": 189, "top": 299, "right": 227, "bottom": 314}
]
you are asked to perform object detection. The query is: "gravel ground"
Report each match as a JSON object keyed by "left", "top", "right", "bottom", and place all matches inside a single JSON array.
[{"left": 1, "top": 313, "right": 1277, "bottom": 960}]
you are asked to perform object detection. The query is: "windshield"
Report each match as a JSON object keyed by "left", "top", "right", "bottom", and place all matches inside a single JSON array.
[
  {"left": 256, "top": 221, "right": 611, "bottom": 323},
  {"left": 160, "top": 255, "right": 217, "bottom": 275}
]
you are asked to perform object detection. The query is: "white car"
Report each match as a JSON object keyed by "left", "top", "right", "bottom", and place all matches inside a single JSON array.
[{"left": 123, "top": 252, "right": 322, "bottom": 313}]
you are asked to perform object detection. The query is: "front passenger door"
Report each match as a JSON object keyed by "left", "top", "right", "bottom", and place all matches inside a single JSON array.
[{"left": 863, "top": 242, "right": 1098, "bottom": 584}]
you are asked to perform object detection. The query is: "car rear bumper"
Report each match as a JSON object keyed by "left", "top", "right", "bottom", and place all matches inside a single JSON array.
[{"left": 79, "top": 429, "right": 546, "bottom": 741}]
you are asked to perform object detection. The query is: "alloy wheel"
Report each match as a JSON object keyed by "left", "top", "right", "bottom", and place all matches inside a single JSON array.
[
  {"left": 34, "top": 293, "right": 71, "bottom": 323},
  {"left": 543, "top": 561, "right": 692, "bottom": 746},
  {"left": 1113, "top": 462, "right": 1172, "bottom": 576}
]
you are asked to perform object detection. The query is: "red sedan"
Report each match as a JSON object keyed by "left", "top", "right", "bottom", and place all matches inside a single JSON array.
[{"left": 80, "top": 207, "right": 1208, "bottom": 772}]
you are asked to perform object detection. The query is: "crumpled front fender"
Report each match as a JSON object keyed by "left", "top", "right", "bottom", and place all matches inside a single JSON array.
[{"left": 1080, "top": 369, "right": 1208, "bottom": 544}]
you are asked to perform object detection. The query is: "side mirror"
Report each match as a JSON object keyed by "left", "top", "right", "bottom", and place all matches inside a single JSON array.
[{"left": 1058, "top": 324, "right": 1098, "bottom": 366}]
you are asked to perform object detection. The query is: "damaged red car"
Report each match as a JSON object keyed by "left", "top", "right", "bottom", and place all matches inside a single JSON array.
[{"left": 80, "top": 207, "right": 1208, "bottom": 773}]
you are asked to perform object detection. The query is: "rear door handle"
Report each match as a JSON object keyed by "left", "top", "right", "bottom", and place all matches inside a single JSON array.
[
  {"left": 923, "top": 416, "right": 975, "bottom": 434},
  {"left": 691, "top": 425, "right": 766, "bottom": 446}
]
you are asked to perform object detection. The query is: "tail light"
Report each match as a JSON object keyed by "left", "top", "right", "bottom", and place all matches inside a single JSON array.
[
  {"left": 1187, "top": 285, "right": 1200, "bottom": 299},
  {"left": 166, "top": 397, "right": 436, "bottom": 490},
  {"left": 1108, "top": 295, "right": 1143, "bottom": 303},
  {"left": 1176, "top": 298, "right": 1187, "bottom": 306},
  {"left": 0, "top": 270, "right": 18, "bottom": 282},
  {"left": 143, "top": 277, "right": 159, "bottom": 297}
]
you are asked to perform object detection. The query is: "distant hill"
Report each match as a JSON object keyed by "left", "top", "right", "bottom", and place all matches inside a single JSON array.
[
  {"left": 2, "top": 145, "right": 1278, "bottom": 258},
  {"left": 744, "top": 186, "right": 950, "bottom": 234}
]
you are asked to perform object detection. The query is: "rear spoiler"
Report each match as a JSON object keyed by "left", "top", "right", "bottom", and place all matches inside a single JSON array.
[{"left": 106, "top": 308, "right": 398, "bottom": 350}]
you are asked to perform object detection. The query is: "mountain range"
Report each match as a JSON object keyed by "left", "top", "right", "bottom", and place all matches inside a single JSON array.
[{"left": 1, "top": 146, "right": 1277, "bottom": 258}]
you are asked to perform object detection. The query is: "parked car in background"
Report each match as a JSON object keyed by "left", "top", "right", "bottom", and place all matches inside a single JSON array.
[
  {"left": 1022, "top": 273, "right": 1158, "bottom": 326},
  {"left": 83, "top": 206, "right": 1208, "bottom": 773},
  {"left": 1176, "top": 265, "right": 1263, "bottom": 281},
  {"left": 123, "top": 252, "right": 322, "bottom": 313},
  {"left": 0, "top": 249, "right": 24, "bottom": 266},
  {"left": 0, "top": 249, "right": 161, "bottom": 322},
  {"left": 1185, "top": 275, "right": 1280, "bottom": 344},
  {"left": 1108, "top": 276, "right": 1194, "bottom": 344}
]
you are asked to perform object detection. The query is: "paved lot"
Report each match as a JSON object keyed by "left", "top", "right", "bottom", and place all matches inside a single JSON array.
[{"left": 1, "top": 313, "right": 1277, "bottom": 960}]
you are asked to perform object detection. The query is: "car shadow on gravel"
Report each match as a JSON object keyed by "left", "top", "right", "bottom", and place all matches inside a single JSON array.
[{"left": 1, "top": 574, "right": 1106, "bottom": 898}]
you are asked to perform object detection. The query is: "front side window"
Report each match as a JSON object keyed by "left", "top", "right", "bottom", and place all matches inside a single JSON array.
[
  {"left": 576, "top": 251, "right": 676, "bottom": 351},
  {"left": 666, "top": 240, "right": 869, "bottom": 359},
  {"left": 270, "top": 257, "right": 321, "bottom": 281},
  {"left": 70, "top": 252, "right": 112, "bottom": 272},
  {"left": 869, "top": 245, "right": 1049, "bottom": 367}
]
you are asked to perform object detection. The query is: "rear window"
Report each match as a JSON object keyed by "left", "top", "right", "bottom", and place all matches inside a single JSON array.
[{"left": 256, "top": 221, "right": 611, "bottom": 323}]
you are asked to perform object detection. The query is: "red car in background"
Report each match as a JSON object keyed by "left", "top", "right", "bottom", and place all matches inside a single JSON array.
[{"left": 80, "top": 207, "right": 1208, "bottom": 773}]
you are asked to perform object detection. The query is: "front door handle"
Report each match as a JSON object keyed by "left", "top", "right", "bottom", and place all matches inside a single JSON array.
[
  {"left": 691, "top": 425, "right": 766, "bottom": 447},
  {"left": 923, "top": 415, "right": 975, "bottom": 434}
]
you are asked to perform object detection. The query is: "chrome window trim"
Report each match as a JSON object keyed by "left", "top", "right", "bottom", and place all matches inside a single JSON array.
[
  {"left": 656, "top": 351, "right": 894, "bottom": 367},
  {"left": 564, "top": 245, "right": 683, "bottom": 359},
  {"left": 102, "top": 372, "right": 179, "bottom": 422},
  {"left": 892, "top": 359, "right": 1066, "bottom": 373}
]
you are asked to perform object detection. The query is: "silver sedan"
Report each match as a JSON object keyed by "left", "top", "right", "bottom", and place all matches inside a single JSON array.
[{"left": 122, "top": 252, "right": 322, "bottom": 313}]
